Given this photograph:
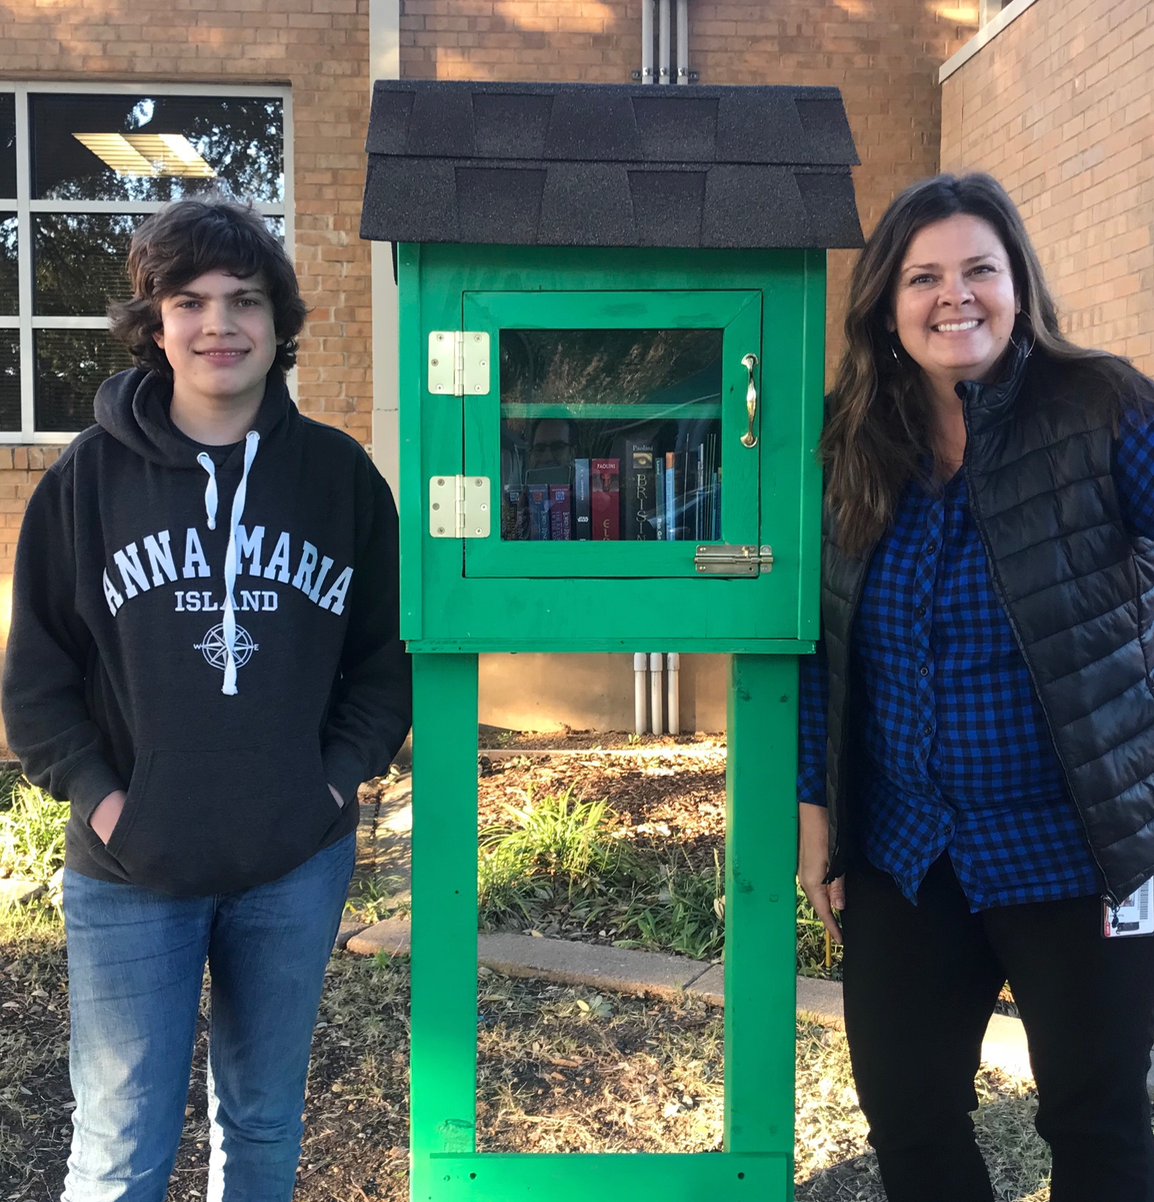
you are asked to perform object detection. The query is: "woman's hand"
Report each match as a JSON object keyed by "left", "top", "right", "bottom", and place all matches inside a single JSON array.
[
  {"left": 90, "top": 789, "right": 127, "bottom": 845},
  {"left": 798, "top": 801, "right": 845, "bottom": 943}
]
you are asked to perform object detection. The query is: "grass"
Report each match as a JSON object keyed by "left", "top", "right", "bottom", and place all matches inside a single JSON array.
[
  {"left": 0, "top": 774, "right": 69, "bottom": 910},
  {"left": 477, "top": 787, "right": 728, "bottom": 960},
  {"left": 478, "top": 786, "right": 643, "bottom": 927}
]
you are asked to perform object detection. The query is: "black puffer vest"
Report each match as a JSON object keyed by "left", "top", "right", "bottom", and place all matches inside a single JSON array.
[{"left": 822, "top": 348, "right": 1154, "bottom": 903}]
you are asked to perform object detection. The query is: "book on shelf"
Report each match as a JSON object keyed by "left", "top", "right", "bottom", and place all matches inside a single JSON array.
[
  {"left": 573, "top": 458, "right": 591, "bottom": 541},
  {"left": 501, "top": 484, "right": 529, "bottom": 541},
  {"left": 590, "top": 457, "right": 620, "bottom": 541},
  {"left": 527, "top": 483, "right": 552, "bottom": 540},
  {"left": 623, "top": 439, "right": 657, "bottom": 541},
  {"left": 549, "top": 484, "right": 572, "bottom": 540},
  {"left": 664, "top": 450, "right": 689, "bottom": 541}
]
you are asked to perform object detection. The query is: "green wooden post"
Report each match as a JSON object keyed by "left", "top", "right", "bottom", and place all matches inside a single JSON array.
[
  {"left": 725, "top": 654, "right": 799, "bottom": 1166},
  {"left": 410, "top": 653, "right": 480, "bottom": 1202}
]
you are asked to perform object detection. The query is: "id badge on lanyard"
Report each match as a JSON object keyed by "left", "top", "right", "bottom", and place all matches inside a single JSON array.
[{"left": 1103, "top": 877, "right": 1154, "bottom": 938}]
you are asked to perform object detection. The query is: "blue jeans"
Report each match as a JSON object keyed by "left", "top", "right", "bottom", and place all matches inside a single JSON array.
[{"left": 61, "top": 834, "right": 355, "bottom": 1202}]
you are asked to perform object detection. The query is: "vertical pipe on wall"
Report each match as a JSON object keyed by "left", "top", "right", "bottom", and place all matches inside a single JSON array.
[
  {"left": 641, "top": 0, "right": 655, "bottom": 83},
  {"left": 676, "top": 0, "right": 689, "bottom": 83},
  {"left": 666, "top": 653, "right": 681, "bottom": 735},
  {"left": 634, "top": 653, "right": 649, "bottom": 734},
  {"left": 649, "top": 652, "right": 664, "bottom": 734},
  {"left": 658, "top": 0, "right": 671, "bottom": 83}
]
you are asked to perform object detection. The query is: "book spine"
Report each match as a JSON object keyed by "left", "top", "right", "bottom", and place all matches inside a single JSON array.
[
  {"left": 665, "top": 452, "right": 676, "bottom": 541},
  {"left": 590, "top": 457, "right": 620, "bottom": 541},
  {"left": 549, "top": 485, "right": 571, "bottom": 540},
  {"left": 624, "top": 440, "right": 657, "bottom": 541},
  {"left": 527, "top": 484, "right": 551, "bottom": 540},
  {"left": 573, "top": 458, "right": 591, "bottom": 541}
]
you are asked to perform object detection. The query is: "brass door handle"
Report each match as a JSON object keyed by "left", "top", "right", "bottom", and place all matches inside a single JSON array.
[{"left": 740, "top": 353, "right": 759, "bottom": 448}]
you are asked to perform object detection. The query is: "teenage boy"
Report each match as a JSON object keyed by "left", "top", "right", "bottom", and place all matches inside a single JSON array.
[{"left": 2, "top": 198, "right": 412, "bottom": 1201}]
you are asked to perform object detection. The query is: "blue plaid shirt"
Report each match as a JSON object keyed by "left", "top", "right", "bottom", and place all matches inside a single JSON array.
[{"left": 798, "top": 405, "right": 1154, "bottom": 910}]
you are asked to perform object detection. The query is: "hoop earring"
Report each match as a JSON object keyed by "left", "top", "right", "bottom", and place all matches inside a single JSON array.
[
  {"left": 889, "top": 335, "right": 902, "bottom": 363},
  {"left": 1009, "top": 330, "right": 1035, "bottom": 358}
]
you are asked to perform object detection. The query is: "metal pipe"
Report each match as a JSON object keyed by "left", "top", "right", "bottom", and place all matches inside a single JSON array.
[
  {"left": 666, "top": 653, "right": 681, "bottom": 735},
  {"left": 658, "top": 0, "right": 671, "bottom": 83},
  {"left": 649, "top": 652, "right": 664, "bottom": 733},
  {"left": 634, "top": 653, "right": 648, "bottom": 734},
  {"left": 641, "top": 0, "right": 655, "bottom": 83},
  {"left": 676, "top": 0, "right": 689, "bottom": 83}
]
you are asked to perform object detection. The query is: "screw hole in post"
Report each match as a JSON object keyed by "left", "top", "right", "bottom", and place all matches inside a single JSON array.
[
  {"left": 469, "top": 1173, "right": 476, "bottom": 1180},
  {"left": 737, "top": 1172, "right": 745, "bottom": 1180}
]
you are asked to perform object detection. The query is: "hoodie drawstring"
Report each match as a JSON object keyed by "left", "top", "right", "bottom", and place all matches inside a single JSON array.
[
  {"left": 197, "top": 431, "right": 260, "bottom": 695},
  {"left": 196, "top": 454, "right": 219, "bottom": 530}
]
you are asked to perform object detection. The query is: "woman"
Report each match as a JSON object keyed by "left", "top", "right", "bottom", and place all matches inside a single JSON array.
[{"left": 798, "top": 172, "right": 1154, "bottom": 1202}]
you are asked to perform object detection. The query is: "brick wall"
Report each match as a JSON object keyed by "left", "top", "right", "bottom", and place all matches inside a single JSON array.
[
  {"left": 0, "top": 0, "right": 374, "bottom": 587},
  {"left": 399, "top": 0, "right": 979, "bottom": 377},
  {"left": 941, "top": 0, "right": 1154, "bottom": 371}
]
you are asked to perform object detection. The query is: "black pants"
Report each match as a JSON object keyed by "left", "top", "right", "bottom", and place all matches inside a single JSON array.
[{"left": 842, "top": 855, "right": 1154, "bottom": 1202}]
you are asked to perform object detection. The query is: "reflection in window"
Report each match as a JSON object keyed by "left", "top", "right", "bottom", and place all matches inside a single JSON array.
[
  {"left": 3, "top": 86, "right": 286, "bottom": 437},
  {"left": 31, "top": 94, "right": 284, "bottom": 204},
  {"left": 499, "top": 329, "right": 723, "bottom": 543},
  {"left": 35, "top": 330, "right": 135, "bottom": 432},
  {"left": 0, "top": 215, "right": 16, "bottom": 316},
  {"left": 34, "top": 214, "right": 139, "bottom": 317},
  {"left": 0, "top": 93, "right": 14, "bottom": 199},
  {"left": 0, "top": 333, "right": 19, "bottom": 431}
]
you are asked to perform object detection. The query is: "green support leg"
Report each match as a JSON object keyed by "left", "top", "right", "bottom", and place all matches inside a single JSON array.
[
  {"left": 409, "top": 651, "right": 798, "bottom": 1200},
  {"left": 411, "top": 653, "right": 480, "bottom": 1202},
  {"left": 725, "top": 654, "right": 799, "bottom": 1186}
]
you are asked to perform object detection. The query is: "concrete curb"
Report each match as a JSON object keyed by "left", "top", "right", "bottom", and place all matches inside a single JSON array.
[{"left": 342, "top": 916, "right": 1046, "bottom": 1081}]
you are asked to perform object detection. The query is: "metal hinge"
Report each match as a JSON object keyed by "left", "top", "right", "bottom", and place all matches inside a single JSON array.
[
  {"left": 694, "top": 544, "right": 774, "bottom": 576},
  {"left": 429, "top": 475, "right": 491, "bottom": 538},
  {"left": 428, "top": 331, "right": 490, "bottom": 396}
]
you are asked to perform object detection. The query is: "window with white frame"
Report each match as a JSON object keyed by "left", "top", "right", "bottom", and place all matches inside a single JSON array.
[{"left": 0, "top": 84, "right": 291, "bottom": 443}]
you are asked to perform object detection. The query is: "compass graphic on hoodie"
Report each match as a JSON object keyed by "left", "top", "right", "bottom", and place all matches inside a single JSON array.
[{"left": 195, "top": 623, "right": 259, "bottom": 671}]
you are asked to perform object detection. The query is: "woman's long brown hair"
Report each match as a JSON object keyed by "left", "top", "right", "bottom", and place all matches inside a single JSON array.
[{"left": 822, "top": 173, "right": 1134, "bottom": 556}]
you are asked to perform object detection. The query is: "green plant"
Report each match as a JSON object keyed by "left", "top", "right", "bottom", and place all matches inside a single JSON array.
[
  {"left": 613, "top": 850, "right": 725, "bottom": 961},
  {"left": 478, "top": 787, "right": 639, "bottom": 925},
  {"left": 345, "top": 872, "right": 409, "bottom": 923},
  {"left": 0, "top": 777, "right": 68, "bottom": 901}
]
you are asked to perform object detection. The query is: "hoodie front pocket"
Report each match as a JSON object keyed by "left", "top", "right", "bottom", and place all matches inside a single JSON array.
[{"left": 107, "top": 742, "right": 338, "bottom": 896}]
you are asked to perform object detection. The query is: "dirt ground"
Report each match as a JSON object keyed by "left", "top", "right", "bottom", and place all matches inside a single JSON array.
[{"left": 1, "top": 738, "right": 1050, "bottom": 1201}]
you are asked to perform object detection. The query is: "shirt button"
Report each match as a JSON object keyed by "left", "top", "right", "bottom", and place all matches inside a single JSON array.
[
  {"left": 915, "top": 604, "right": 926, "bottom": 618},
  {"left": 926, "top": 541, "right": 938, "bottom": 554},
  {"left": 923, "top": 723, "right": 932, "bottom": 736},
  {"left": 919, "top": 665, "right": 929, "bottom": 677}
]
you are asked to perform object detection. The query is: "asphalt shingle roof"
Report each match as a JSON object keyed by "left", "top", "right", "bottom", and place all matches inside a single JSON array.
[{"left": 360, "top": 80, "right": 863, "bottom": 250}]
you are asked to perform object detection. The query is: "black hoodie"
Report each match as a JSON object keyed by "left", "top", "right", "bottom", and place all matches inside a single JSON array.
[{"left": 2, "top": 369, "right": 412, "bottom": 896}]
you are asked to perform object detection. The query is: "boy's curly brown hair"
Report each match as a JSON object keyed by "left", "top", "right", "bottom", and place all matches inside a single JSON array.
[{"left": 108, "top": 198, "right": 307, "bottom": 377}]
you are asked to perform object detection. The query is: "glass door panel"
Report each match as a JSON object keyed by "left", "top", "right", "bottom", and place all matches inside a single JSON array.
[{"left": 464, "top": 291, "right": 761, "bottom": 578}]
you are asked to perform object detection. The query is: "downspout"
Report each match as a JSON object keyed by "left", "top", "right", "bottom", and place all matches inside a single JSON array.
[
  {"left": 634, "top": 653, "right": 649, "bottom": 735},
  {"left": 641, "top": 0, "right": 655, "bottom": 83},
  {"left": 649, "top": 653, "right": 664, "bottom": 734},
  {"left": 666, "top": 653, "right": 680, "bottom": 734},
  {"left": 658, "top": 0, "right": 671, "bottom": 83},
  {"left": 676, "top": 0, "right": 689, "bottom": 83}
]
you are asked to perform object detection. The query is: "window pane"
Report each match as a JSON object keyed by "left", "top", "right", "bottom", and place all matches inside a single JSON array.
[
  {"left": 0, "top": 332, "right": 19, "bottom": 431},
  {"left": 0, "top": 215, "right": 16, "bottom": 316},
  {"left": 34, "top": 213, "right": 140, "bottom": 317},
  {"left": 0, "top": 93, "right": 14, "bottom": 199},
  {"left": 31, "top": 94, "right": 284, "bottom": 204},
  {"left": 499, "top": 329, "right": 723, "bottom": 542},
  {"left": 35, "top": 330, "right": 133, "bottom": 432}
]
